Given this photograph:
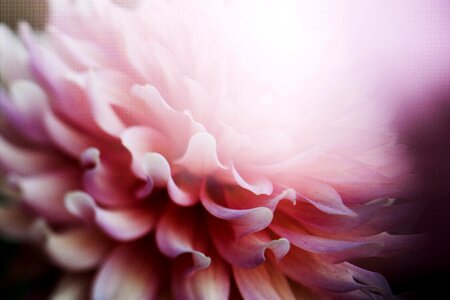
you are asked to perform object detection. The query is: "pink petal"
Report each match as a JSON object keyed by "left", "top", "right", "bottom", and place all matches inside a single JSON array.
[
  {"left": 1, "top": 81, "right": 49, "bottom": 144},
  {"left": 0, "top": 135, "right": 62, "bottom": 175},
  {"left": 270, "top": 214, "right": 383, "bottom": 263},
  {"left": 14, "top": 168, "right": 79, "bottom": 223},
  {"left": 121, "top": 126, "right": 168, "bottom": 178},
  {"left": 172, "top": 253, "right": 230, "bottom": 300},
  {"left": 156, "top": 204, "right": 210, "bottom": 272},
  {"left": 278, "top": 247, "right": 367, "bottom": 293},
  {"left": 233, "top": 262, "right": 296, "bottom": 300},
  {"left": 131, "top": 84, "right": 192, "bottom": 149},
  {"left": 0, "top": 24, "right": 30, "bottom": 84},
  {"left": 45, "top": 227, "right": 111, "bottom": 271},
  {"left": 44, "top": 110, "right": 97, "bottom": 158},
  {"left": 92, "top": 243, "right": 165, "bottom": 300},
  {"left": 65, "top": 191, "right": 157, "bottom": 241},
  {"left": 201, "top": 183, "right": 273, "bottom": 237},
  {"left": 175, "top": 132, "right": 227, "bottom": 176},
  {"left": 210, "top": 220, "right": 290, "bottom": 268},
  {"left": 296, "top": 176, "right": 356, "bottom": 216},
  {"left": 141, "top": 152, "right": 198, "bottom": 206},
  {"left": 231, "top": 164, "right": 273, "bottom": 195},
  {"left": 81, "top": 148, "right": 145, "bottom": 208}
]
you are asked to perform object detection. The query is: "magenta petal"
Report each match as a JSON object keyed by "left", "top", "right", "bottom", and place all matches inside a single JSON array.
[
  {"left": 233, "top": 263, "right": 296, "bottom": 300},
  {"left": 201, "top": 186, "right": 273, "bottom": 238},
  {"left": 65, "top": 191, "right": 156, "bottom": 241},
  {"left": 92, "top": 243, "right": 164, "bottom": 300},
  {"left": 45, "top": 227, "right": 110, "bottom": 271}
]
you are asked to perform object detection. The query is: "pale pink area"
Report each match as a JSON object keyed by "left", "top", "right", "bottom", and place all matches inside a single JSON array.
[{"left": 0, "top": 0, "right": 448, "bottom": 298}]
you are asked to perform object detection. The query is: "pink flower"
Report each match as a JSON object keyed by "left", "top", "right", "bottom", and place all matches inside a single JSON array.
[{"left": 0, "top": 0, "right": 438, "bottom": 299}]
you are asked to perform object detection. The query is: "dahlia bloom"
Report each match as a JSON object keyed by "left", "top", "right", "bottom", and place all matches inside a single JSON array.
[{"left": 0, "top": 0, "right": 429, "bottom": 299}]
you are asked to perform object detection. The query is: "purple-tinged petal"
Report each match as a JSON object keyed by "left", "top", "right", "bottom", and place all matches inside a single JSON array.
[
  {"left": 45, "top": 227, "right": 111, "bottom": 271},
  {"left": 296, "top": 176, "right": 356, "bottom": 216},
  {"left": 270, "top": 214, "right": 383, "bottom": 263},
  {"left": 233, "top": 262, "right": 296, "bottom": 300},
  {"left": 201, "top": 183, "right": 273, "bottom": 237},
  {"left": 1, "top": 81, "right": 49, "bottom": 144},
  {"left": 210, "top": 220, "right": 290, "bottom": 268},
  {"left": 92, "top": 243, "right": 165, "bottom": 300},
  {"left": 278, "top": 248, "right": 365, "bottom": 293},
  {"left": 65, "top": 191, "right": 157, "bottom": 241}
]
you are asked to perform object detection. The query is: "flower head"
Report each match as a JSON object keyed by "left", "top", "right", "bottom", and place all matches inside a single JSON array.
[{"left": 0, "top": 0, "right": 428, "bottom": 299}]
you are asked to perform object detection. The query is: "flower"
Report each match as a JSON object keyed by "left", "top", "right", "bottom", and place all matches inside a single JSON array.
[{"left": 0, "top": 0, "right": 426, "bottom": 299}]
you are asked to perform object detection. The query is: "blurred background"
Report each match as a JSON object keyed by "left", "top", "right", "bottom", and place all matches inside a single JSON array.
[{"left": 0, "top": 0, "right": 449, "bottom": 299}]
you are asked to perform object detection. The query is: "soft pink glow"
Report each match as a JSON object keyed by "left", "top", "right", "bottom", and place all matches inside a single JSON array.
[{"left": 1, "top": 0, "right": 448, "bottom": 298}]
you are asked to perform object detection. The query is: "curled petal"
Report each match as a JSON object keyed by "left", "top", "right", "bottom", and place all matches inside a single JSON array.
[
  {"left": 82, "top": 148, "right": 145, "bottom": 207},
  {"left": 201, "top": 184, "right": 273, "bottom": 237},
  {"left": 65, "top": 191, "right": 156, "bottom": 241},
  {"left": 210, "top": 220, "right": 290, "bottom": 268},
  {"left": 233, "top": 262, "right": 296, "bottom": 300},
  {"left": 231, "top": 164, "right": 273, "bottom": 196},
  {"left": 176, "top": 132, "right": 227, "bottom": 176},
  {"left": 156, "top": 204, "right": 210, "bottom": 272},
  {"left": 173, "top": 253, "right": 230, "bottom": 300},
  {"left": 92, "top": 243, "right": 165, "bottom": 300},
  {"left": 45, "top": 227, "right": 111, "bottom": 272},
  {"left": 279, "top": 248, "right": 371, "bottom": 293},
  {"left": 121, "top": 126, "right": 168, "bottom": 178},
  {"left": 142, "top": 152, "right": 198, "bottom": 206},
  {"left": 271, "top": 214, "right": 383, "bottom": 262},
  {"left": 296, "top": 176, "right": 356, "bottom": 216}
]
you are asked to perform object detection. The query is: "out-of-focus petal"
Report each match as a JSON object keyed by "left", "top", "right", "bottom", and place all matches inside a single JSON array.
[
  {"left": 45, "top": 227, "right": 111, "bottom": 271},
  {"left": 65, "top": 191, "right": 157, "bottom": 241},
  {"left": 233, "top": 262, "right": 296, "bottom": 300},
  {"left": 172, "top": 253, "right": 230, "bottom": 300},
  {"left": 92, "top": 243, "right": 165, "bottom": 300}
]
